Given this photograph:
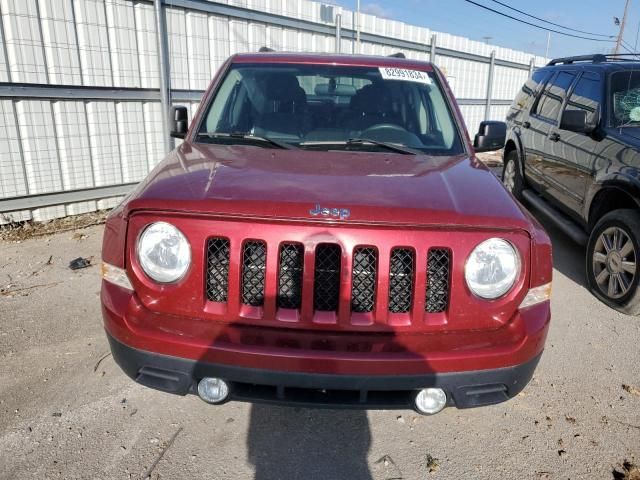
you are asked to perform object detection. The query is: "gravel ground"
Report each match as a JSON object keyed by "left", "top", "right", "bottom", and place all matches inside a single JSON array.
[{"left": 1, "top": 211, "right": 640, "bottom": 479}]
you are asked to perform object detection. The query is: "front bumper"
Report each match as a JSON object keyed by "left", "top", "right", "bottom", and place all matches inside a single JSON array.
[
  {"left": 108, "top": 332, "right": 542, "bottom": 410},
  {"left": 102, "top": 278, "right": 549, "bottom": 410}
]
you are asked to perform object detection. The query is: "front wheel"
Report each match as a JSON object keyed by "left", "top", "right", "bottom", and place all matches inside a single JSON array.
[
  {"left": 502, "top": 150, "right": 524, "bottom": 201},
  {"left": 586, "top": 209, "right": 640, "bottom": 315}
]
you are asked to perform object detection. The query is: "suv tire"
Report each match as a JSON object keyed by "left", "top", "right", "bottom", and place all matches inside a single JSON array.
[
  {"left": 586, "top": 209, "right": 640, "bottom": 315},
  {"left": 502, "top": 149, "right": 524, "bottom": 201}
]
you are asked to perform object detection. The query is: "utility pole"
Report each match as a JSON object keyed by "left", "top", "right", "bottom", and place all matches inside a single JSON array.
[
  {"left": 154, "top": 0, "right": 172, "bottom": 153},
  {"left": 356, "top": 0, "right": 361, "bottom": 53},
  {"left": 614, "top": 0, "right": 631, "bottom": 54},
  {"left": 545, "top": 32, "right": 551, "bottom": 59}
]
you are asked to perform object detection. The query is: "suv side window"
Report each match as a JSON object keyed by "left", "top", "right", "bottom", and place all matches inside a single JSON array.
[
  {"left": 535, "top": 71, "right": 578, "bottom": 122},
  {"left": 610, "top": 70, "right": 640, "bottom": 127},
  {"left": 564, "top": 71, "right": 601, "bottom": 128},
  {"left": 514, "top": 70, "right": 551, "bottom": 109}
]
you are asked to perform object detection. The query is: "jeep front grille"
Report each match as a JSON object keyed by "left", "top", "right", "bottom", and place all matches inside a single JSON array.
[
  {"left": 277, "top": 243, "right": 304, "bottom": 309},
  {"left": 313, "top": 244, "right": 342, "bottom": 312},
  {"left": 241, "top": 241, "right": 266, "bottom": 306},
  {"left": 388, "top": 248, "right": 415, "bottom": 313},
  {"left": 351, "top": 247, "right": 377, "bottom": 313},
  {"left": 205, "top": 238, "right": 230, "bottom": 302},
  {"left": 426, "top": 248, "right": 450, "bottom": 313},
  {"left": 205, "top": 238, "right": 451, "bottom": 323}
]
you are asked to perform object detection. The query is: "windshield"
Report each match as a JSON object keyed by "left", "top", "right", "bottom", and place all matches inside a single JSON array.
[
  {"left": 197, "top": 63, "right": 464, "bottom": 155},
  {"left": 611, "top": 70, "right": 640, "bottom": 127}
]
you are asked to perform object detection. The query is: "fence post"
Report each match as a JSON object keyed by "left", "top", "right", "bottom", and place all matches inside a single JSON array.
[
  {"left": 529, "top": 57, "right": 535, "bottom": 76},
  {"left": 154, "top": 0, "right": 173, "bottom": 153},
  {"left": 335, "top": 13, "right": 341, "bottom": 53},
  {"left": 430, "top": 34, "right": 437, "bottom": 64},
  {"left": 484, "top": 50, "right": 495, "bottom": 120}
]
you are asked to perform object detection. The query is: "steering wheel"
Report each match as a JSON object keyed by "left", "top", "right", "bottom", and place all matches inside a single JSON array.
[
  {"left": 359, "top": 123, "right": 422, "bottom": 147},
  {"left": 360, "top": 123, "right": 407, "bottom": 136}
]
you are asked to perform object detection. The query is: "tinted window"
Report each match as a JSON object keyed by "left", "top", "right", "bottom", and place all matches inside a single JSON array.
[
  {"left": 531, "top": 69, "right": 552, "bottom": 91},
  {"left": 564, "top": 72, "right": 601, "bottom": 127},
  {"left": 537, "top": 71, "right": 577, "bottom": 121},
  {"left": 513, "top": 69, "right": 551, "bottom": 110},
  {"left": 610, "top": 70, "right": 640, "bottom": 127}
]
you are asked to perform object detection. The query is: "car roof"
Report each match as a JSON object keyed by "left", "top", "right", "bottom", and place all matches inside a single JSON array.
[
  {"left": 541, "top": 54, "right": 640, "bottom": 74},
  {"left": 230, "top": 52, "right": 435, "bottom": 71},
  {"left": 541, "top": 62, "right": 640, "bottom": 73}
]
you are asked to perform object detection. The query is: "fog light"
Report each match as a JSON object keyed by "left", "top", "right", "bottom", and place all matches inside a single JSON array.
[
  {"left": 197, "top": 377, "right": 230, "bottom": 404},
  {"left": 415, "top": 388, "right": 447, "bottom": 415}
]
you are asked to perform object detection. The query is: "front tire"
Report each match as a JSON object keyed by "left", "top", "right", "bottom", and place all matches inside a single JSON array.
[
  {"left": 586, "top": 209, "right": 640, "bottom": 315},
  {"left": 502, "top": 150, "right": 524, "bottom": 201}
]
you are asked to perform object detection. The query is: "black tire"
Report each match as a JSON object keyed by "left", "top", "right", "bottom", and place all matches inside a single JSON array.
[
  {"left": 502, "top": 149, "right": 524, "bottom": 201},
  {"left": 586, "top": 209, "right": 640, "bottom": 315}
]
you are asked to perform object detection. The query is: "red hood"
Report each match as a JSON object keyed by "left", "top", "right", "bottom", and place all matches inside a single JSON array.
[{"left": 125, "top": 143, "right": 532, "bottom": 231}]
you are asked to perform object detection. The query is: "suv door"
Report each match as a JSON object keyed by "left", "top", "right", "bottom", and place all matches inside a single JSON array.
[
  {"left": 548, "top": 70, "right": 603, "bottom": 219},
  {"left": 526, "top": 70, "right": 579, "bottom": 202},
  {"left": 520, "top": 70, "right": 555, "bottom": 191}
]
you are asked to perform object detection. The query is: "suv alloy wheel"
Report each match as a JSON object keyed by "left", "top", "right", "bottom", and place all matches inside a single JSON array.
[
  {"left": 502, "top": 150, "right": 524, "bottom": 201},
  {"left": 587, "top": 209, "right": 640, "bottom": 314}
]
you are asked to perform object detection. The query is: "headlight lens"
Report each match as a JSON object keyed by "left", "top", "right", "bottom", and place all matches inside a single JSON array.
[
  {"left": 465, "top": 238, "right": 520, "bottom": 299},
  {"left": 137, "top": 222, "right": 191, "bottom": 283}
]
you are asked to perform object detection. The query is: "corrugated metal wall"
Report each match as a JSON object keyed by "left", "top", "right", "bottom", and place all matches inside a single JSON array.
[{"left": 0, "top": 0, "right": 547, "bottom": 223}]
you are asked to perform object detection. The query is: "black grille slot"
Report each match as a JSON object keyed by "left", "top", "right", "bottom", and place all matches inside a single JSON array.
[
  {"left": 351, "top": 247, "right": 377, "bottom": 313},
  {"left": 388, "top": 248, "right": 414, "bottom": 313},
  {"left": 206, "top": 238, "right": 230, "bottom": 302},
  {"left": 241, "top": 241, "right": 266, "bottom": 306},
  {"left": 426, "top": 248, "right": 450, "bottom": 313},
  {"left": 277, "top": 243, "right": 304, "bottom": 309},
  {"left": 313, "top": 244, "right": 342, "bottom": 312}
]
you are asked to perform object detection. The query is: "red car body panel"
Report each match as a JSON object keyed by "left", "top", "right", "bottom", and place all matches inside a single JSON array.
[
  {"left": 101, "top": 52, "right": 552, "bottom": 409},
  {"left": 103, "top": 280, "right": 549, "bottom": 375}
]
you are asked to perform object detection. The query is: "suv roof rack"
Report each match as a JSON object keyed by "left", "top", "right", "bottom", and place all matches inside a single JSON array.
[{"left": 547, "top": 53, "right": 640, "bottom": 66}]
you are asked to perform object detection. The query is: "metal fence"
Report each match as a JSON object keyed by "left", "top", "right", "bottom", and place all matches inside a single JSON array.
[{"left": 0, "top": 0, "right": 546, "bottom": 223}]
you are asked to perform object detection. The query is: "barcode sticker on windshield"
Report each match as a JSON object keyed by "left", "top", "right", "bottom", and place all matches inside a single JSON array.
[{"left": 378, "top": 67, "right": 431, "bottom": 84}]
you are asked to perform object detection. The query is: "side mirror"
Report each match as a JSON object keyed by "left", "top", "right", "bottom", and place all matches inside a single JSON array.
[
  {"left": 170, "top": 106, "right": 189, "bottom": 139},
  {"left": 474, "top": 120, "right": 506, "bottom": 153},
  {"left": 560, "top": 109, "right": 592, "bottom": 134}
]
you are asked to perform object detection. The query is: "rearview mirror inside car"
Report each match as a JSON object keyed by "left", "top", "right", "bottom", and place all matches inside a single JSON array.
[
  {"left": 170, "top": 106, "right": 189, "bottom": 139},
  {"left": 474, "top": 121, "right": 506, "bottom": 153},
  {"left": 560, "top": 110, "right": 592, "bottom": 134}
]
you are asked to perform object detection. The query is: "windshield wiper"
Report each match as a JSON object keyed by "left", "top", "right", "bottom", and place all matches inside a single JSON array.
[
  {"left": 197, "top": 131, "right": 297, "bottom": 149},
  {"left": 347, "top": 138, "right": 418, "bottom": 155},
  {"left": 300, "top": 138, "right": 417, "bottom": 155}
]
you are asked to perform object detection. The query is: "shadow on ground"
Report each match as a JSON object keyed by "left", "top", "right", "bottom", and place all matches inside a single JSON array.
[{"left": 246, "top": 404, "right": 373, "bottom": 480}]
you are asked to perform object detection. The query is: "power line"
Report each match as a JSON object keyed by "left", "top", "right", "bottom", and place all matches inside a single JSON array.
[
  {"left": 488, "top": 0, "right": 615, "bottom": 38},
  {"left": 620, "top": 39, "right": 640, "bottom": 57},
  {"left": 463, "top": 0, "right": 617, "bottom": 42}
]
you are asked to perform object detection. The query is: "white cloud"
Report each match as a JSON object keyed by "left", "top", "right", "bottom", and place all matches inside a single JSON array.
[{"left": 361, "top": 3, "right": 393, "bottom": 18}]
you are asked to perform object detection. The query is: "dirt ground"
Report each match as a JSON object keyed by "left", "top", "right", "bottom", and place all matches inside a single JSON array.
[{"left": 1, "top": 210, "right": 640, "bottom": 479}]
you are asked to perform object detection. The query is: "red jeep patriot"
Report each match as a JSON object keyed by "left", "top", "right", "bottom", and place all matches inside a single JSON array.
[{"left": 101, "top": 52, "right": 552, "bottom": 414}]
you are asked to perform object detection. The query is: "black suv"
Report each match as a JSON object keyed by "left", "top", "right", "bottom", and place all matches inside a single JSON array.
[{"left": 504, "top": 54, "right": 640, "bottom": 314}]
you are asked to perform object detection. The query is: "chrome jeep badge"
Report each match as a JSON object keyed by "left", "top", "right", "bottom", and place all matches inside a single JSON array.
[{"left": 309, "top": 203, "right": 351, "bottom": 220}]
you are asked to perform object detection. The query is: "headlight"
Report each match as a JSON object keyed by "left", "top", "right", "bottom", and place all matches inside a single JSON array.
[
  {"left": 465, "top": 238, "right": 520, "bottom": 299},
  {"left": 137, "top": 222, "right": 191, "bottom": 283}
]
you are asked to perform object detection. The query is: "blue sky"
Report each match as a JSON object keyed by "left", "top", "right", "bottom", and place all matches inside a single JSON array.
[{"left": 332, "top": 0, "right": 637, "bottom": 59}]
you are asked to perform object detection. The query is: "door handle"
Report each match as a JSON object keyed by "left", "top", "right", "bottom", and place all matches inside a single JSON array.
[
  {"left": 522, "top": 121, "right": 531, "bottom": 129},
  {"left": 548, "top": 132, "right": 560, "bottom": 142}
]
